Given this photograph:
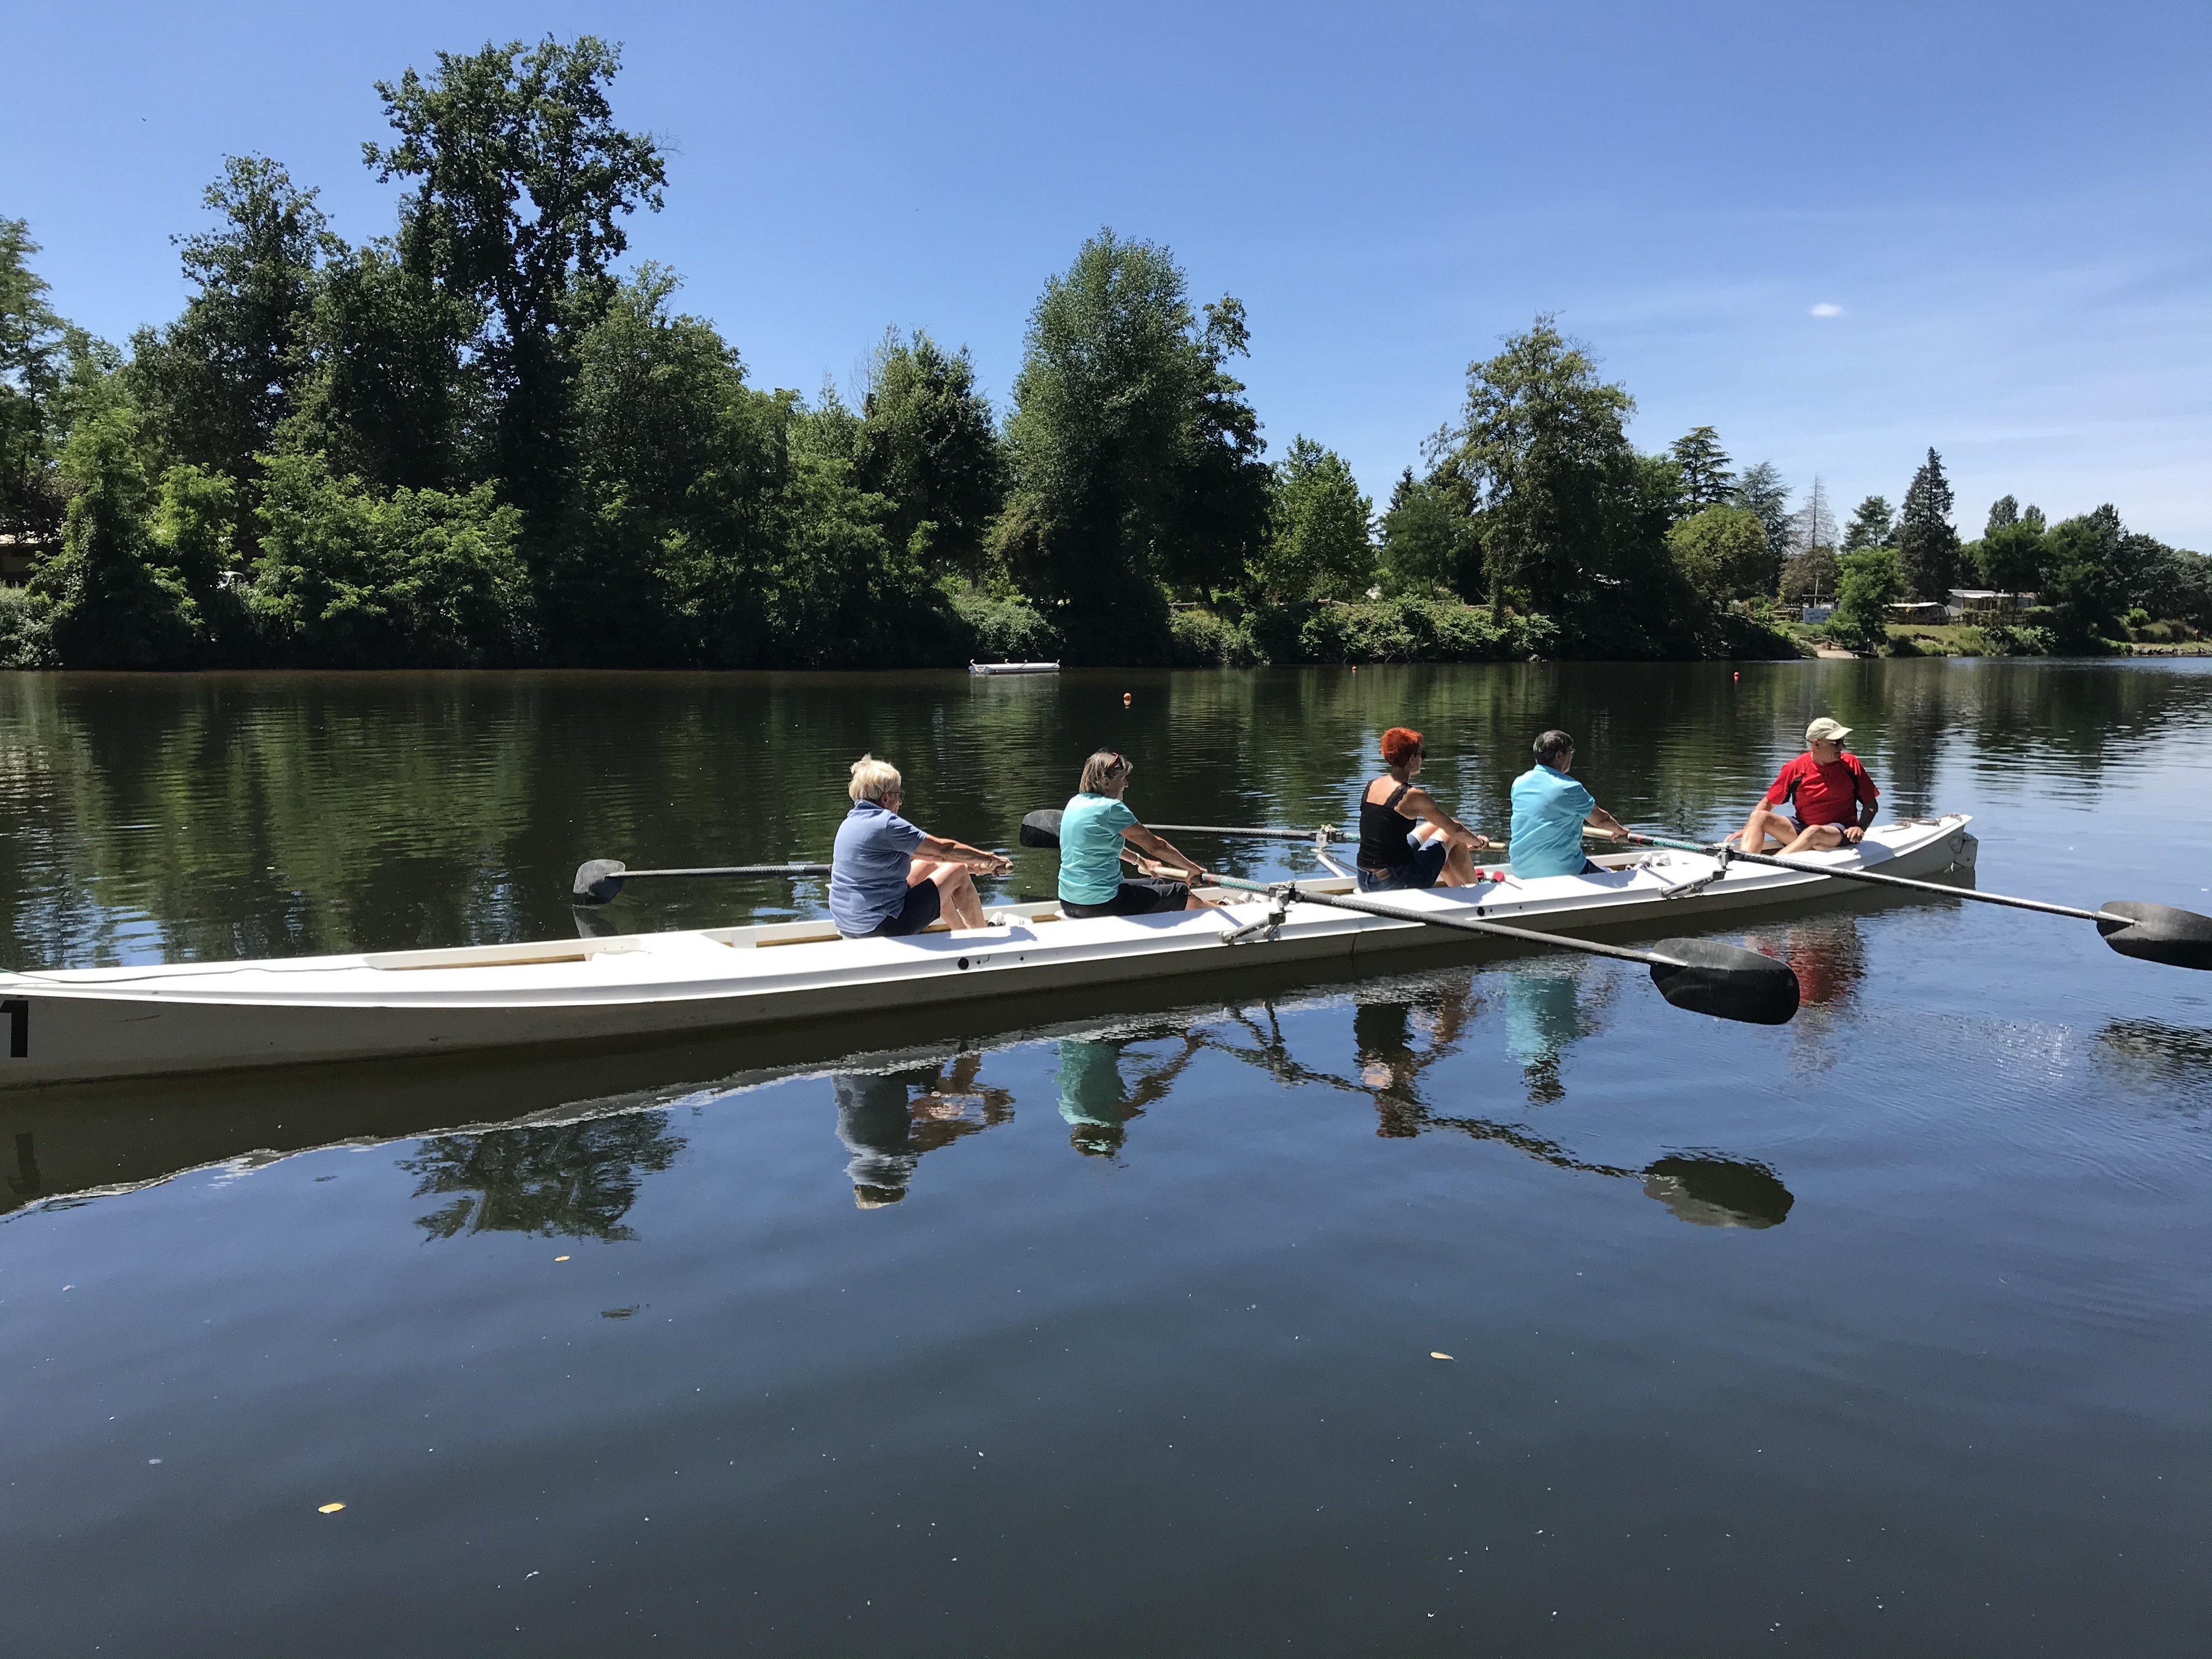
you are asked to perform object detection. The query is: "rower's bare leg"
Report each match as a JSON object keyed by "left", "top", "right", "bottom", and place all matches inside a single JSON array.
[
  {"left": 1776, "top": 823, "right": 1847, "bottom": 857},
  {"left": 1439, "top": 840, "right": 1479, "bottom": 887},
  {"left": 913, "top": 858, "right": 988, "bottom": 928},
  {"left": 1739, "top": 806, "right": 1798, "bottom": 852},
  {"left": 1181, "top": 891, "right": 1222, "bottom": 909}
]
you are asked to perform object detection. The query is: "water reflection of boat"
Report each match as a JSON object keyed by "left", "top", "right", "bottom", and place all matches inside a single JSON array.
[
  {"left": 0, "top": 817, "right": 1976, "bottom": 1088},
  {"left": 0, "top": 975, "right": 1792, "bottom": 1232}
]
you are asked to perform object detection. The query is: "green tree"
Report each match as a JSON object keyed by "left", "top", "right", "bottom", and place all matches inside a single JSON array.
[
  {"left": 1376, "top": 468, "right": 1477, "bottom": 597},
  {"left": 1975, "top": 518, "right": 2046, "bottom": 592},
  {"left": 1842, "top": 494, "right": 1894, "bottom": 551},
  {"left": 996, "top": 230, "right": 1269, "bottom": 656},
  {"left": 1667, "top": 504, "right": 1769, "bottom": 602},
  {"left": 853, "top": 329, "right": 1002, "bottom": 579},
  {"left": 365, "top": 36, "right": 667, "bottom": 519},
  {"left": 1252, "top": 436, "right": 1373, "bottom": 601},
  {"left": 2039, "top": 506, "right": 2123, "bottom": 648},
  {"left": 1832, "top": 544, "right": 1905, "bottom": 651},
  {"left": 1895, "top": 447, "right": 1960, "bottom": 600},
  {"left": 1731, "top": 460, "right": 1791, "bottom": 568},
  {"left": 1984, "top": 494, "right": 2018, "bottom": 535},
  {"left": 34, "top": 409, "right": 205, "bottom": 666},
  {"left": 0, "top": 218, "right": 70, "bottom": 545},
  {"left": 251, "top": 449, "right": 531, "bottom": 665},
  {"left": 1446, "top": 316, "right": 1634, "bottom": 618},
  {"left": 126, "top": 156, "right": 338, "bottom": 496},
  {"left": 281, "top": 240, "right": 479, "bottom": 492},
  {"left": 1668, "top": 425, "right": 1735, "bottom": 506}
]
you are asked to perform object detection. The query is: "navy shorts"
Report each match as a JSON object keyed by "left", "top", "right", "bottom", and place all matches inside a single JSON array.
[
  {"left": 1357, "top": 837, "right": 1449, "bottom": 893},
  {"left": 859, "top": 879, "right": 943, "bottom": 938},
  {"left": 1063, "top": 877, "right": 1189, "bottom": 918}
]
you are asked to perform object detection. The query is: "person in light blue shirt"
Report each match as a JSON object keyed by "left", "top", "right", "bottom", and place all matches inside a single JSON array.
[
  {"left": 830, "top": 755, "right": 1009, "bottom": 938},
  {"left": 1057, "top": 750, "right": 1218, "bottom": 917},
  {"left": 1508, "top": 730, "right": 1627, "bottom": 879}
]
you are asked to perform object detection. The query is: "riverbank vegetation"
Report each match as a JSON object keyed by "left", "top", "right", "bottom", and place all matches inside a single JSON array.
[{"left": 2, "top": 36, "right": 2205, "bottom": 671}]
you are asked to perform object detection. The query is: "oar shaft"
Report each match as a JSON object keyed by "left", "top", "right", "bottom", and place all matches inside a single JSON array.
[
  {"left": 1148, "top": 823, "right": 1347, "bottom": 843},
  {"left": 1616, "top": 831, "right": 2107, "bottom": 923},
  {"left": 618, "top": 864, "right": 833, "bottom": 879},
  {"left": 1196, "top": 870, "right": 1664, "bottom": 967}
]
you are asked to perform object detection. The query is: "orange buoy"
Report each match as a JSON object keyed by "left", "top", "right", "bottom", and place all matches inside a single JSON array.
[{"left": 1122, "top": 692, "right": 1132, "bottom": 706}]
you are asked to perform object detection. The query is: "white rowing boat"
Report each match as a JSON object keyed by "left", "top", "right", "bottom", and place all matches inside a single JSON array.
[
  {"left": 967, "top": 661, "right": 1060, "bottom": 675},
  {"left": 0, "top": 815, "right": 1976, "bottom": 1088}
]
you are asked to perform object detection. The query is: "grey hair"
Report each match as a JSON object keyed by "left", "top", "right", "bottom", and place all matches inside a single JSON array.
[
  {"left": 848, "top": 754, "right": 902, "bottom": 803},
  {"left": 1533, "top": 730, "right": 1575, "bottom": 765}
]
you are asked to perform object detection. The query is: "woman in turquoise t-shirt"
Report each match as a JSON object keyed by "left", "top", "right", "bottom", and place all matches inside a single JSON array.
[{"left": 1058, "top": 751, "right": 1219, "bottom": 917}]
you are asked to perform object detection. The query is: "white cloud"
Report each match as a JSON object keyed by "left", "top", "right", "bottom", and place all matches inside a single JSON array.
[{"left": 1810, "top": 302, "right": 1843, "bottom": 317}]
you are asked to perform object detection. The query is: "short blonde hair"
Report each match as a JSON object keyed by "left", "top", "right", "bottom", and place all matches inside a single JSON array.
[
  {"left": 849, "top": 754, "right": 902, "bottom": 803},
  {"left": 1079, "top": 749, "right": 1131, "bottom": 794}
]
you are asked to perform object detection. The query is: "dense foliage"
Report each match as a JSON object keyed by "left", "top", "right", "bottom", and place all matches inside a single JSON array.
[{"left": 1, "top": 36, "right": 2201, "bottom": 669}]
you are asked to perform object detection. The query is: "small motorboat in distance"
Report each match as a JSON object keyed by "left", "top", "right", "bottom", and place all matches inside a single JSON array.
[
  {"left": 0, "top": 816, "right": 1978, "bottom": 1090},
  {"left": 968, "top": 661, "right": 1060, "bottom": 675}
]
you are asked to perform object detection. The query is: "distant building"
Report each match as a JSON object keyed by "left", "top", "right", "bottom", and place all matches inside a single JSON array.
[
  {"left": 1945, "top": 589, "right": 2035, "bottom": 620},
  {"left": 1800, "top": 603, "right": 1835, "bottom": 624},
  {"left": 0, "top": 534, "right": 51, "bottom": 583},
  {"left": 1886, "top": 601, "right": 1946, "bottom": 622}
]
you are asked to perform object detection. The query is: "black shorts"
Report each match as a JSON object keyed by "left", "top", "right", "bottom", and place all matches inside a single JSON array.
[
  {"left": 1063, "top": 877, "right": 1189, "bottom": 918},
  {"left": 862, "top": 879, "right": 942, "bottom": 937}
]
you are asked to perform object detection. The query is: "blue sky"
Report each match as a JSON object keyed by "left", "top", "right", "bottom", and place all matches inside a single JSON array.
[{"left": 8, "top": 1, "right": 2210, "bottom": 546}]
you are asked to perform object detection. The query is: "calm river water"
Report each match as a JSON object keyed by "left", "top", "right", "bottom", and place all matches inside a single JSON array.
[{"left": 3, "top": 662, "right": 2210, "bottom": 1656}]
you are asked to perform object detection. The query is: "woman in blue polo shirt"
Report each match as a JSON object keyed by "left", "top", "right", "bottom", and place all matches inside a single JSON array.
[{"left": 830, "top": 755, "right": 1009, "bottom": 938}]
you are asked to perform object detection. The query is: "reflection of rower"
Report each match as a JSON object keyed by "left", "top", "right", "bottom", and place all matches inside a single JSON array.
[
  {"left": 1056, "top": 1032, "right": 1202, "bottom": 1158},
  {"left": 1500, "top": 963, "right": 1616, "bottom": 1105},
  {"left": 1353, "top": 990, "right": 1478, "bottom": 1138},
  {"left": 831, "top": 1054, "right": 1013, "bottom": 1206}
]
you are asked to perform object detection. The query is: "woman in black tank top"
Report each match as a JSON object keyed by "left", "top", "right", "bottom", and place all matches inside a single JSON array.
[{"left": 1356, "top": 726, "right": 1493, "bottom": 893}]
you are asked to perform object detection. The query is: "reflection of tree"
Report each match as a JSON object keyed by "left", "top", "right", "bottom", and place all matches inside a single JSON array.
[
  {"left": 833, "top": 1053, "right": 1014, "bottom": 1205},
  {"left": 1056, "top": 1031, "right": 1203, "bottom": 1158},
  {"left": 399, "top": 1111, "right": 684, "bottom": 1242}
]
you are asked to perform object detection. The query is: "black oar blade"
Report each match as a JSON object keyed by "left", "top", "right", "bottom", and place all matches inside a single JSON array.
[
  {"left": 1647, "top": 939, "right": 1801, "bottom": 1025},
  {"left": 1019, "top": 810, "right": 1064, "bottom": 849},
  {"left": 572, "top": 859, "right": 627, "bottom": 906},
  {"left": 2096, "top": 901, "right": 2212, "bottom": 970}
]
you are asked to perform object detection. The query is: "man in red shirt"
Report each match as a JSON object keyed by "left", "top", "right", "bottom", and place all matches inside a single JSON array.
[{"left": 1734, "top": 717, "right": 1880, "bottom": 855}]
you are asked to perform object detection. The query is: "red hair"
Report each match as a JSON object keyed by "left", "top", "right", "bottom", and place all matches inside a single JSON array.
[{"left": 1380, "top": 727, "right": 1423, "bottom": 768}]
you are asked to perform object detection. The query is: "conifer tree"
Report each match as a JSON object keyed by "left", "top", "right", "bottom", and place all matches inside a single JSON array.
[
  {"left": 1668, "top": 425, "right": 1735, "bottom": 507},
  {"left": 1895, "top": 448, "right": 1960, "bottom": 600}
]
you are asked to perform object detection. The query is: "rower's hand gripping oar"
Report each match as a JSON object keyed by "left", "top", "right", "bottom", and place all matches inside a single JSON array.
[
  {"left": 1019, "top": 811, "right": 1799, "bottom": 1025},
  {"left": 572, "top": 859, "right": 833, "bottom": 906},
  {"left": 1604, "top": 828, "right": 2212, "bottom": 972}
]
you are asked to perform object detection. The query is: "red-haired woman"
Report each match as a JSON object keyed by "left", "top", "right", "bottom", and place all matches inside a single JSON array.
[{"left": 1356, "top": 727, "right": 1492, "bottom": 893}]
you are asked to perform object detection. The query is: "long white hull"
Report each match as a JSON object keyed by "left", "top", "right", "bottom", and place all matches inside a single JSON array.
[{"left": 0, "top": 816, "right": 1976, "bottom": 1088}]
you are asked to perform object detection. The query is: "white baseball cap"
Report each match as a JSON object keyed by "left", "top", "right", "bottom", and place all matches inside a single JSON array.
[{"left": 1805, "top": 717, "right": 1852, "bottom": 744}]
